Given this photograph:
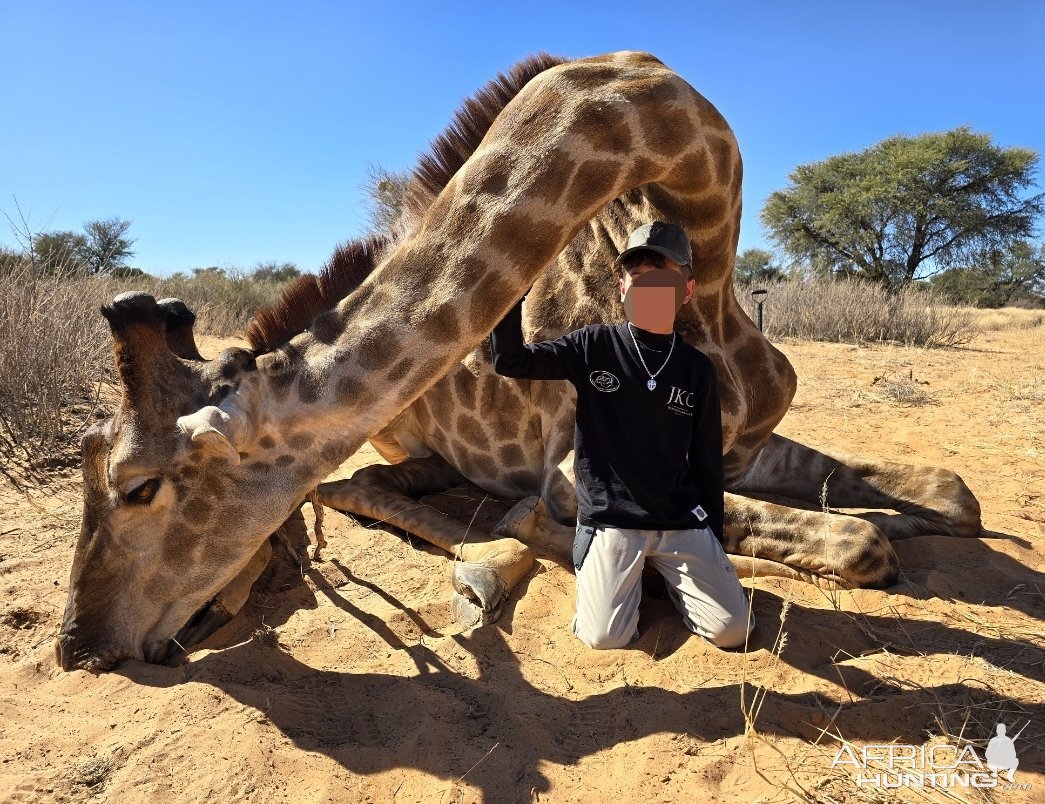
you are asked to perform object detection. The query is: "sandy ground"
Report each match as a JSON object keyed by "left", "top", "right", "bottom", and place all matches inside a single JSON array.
[{"left": 0, "top": 326, "right": 1042, "bottom": 803}]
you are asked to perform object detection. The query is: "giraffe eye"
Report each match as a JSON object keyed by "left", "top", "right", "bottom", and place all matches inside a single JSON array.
[{"left": 125, "top": 478, "right": 160, "bottom": 505}]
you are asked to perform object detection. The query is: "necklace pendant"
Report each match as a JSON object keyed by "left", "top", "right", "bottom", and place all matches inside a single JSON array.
[{"left": 647, "top": 378, "right": 657, "bottom": 391}]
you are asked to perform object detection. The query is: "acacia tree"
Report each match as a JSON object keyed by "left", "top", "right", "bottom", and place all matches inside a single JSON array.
[
  {"left": 734, "top": 248, "right": 786, "bottom": 284},
  {"left": 32, "top": 230, "right": 89, "bottom": 276},
  {"left": 761, "top": 127, "right": 1043, "bottom": 288},
  {"left": 931, "top": 240, "right": 1045, "bottom": 307},
  {"left": 81, "top": 217, "right": 135, "bottom": 274},
  {"left": 24, "top": 217, "right": 135, "bottom": 276}
]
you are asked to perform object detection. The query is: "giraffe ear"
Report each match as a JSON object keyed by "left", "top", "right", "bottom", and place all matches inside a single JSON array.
[{"left": 176, "top": 405, "right": 250, "bottom": 466}]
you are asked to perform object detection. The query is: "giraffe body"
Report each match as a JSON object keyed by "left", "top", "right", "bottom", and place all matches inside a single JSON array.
[{"left": 59, "top": 52, "right": 980, "bottom": 671}]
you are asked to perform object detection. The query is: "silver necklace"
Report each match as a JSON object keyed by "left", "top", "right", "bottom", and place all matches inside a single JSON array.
[{"left": 627, "top": 322, "right": 675, "bottom": 391}]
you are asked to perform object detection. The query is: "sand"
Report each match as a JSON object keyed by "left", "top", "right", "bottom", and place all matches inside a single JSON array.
[{"left": 1, "top": 326, "right": 1042, "bottom": 803}]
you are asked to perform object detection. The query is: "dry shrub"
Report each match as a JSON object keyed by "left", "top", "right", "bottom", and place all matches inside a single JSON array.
[
  {"left": 0, "top": 258, "right": 291, "bottom": 477},
  {"left": 0, "top": 260, "right": 118, "bottom": 475},
  {"left": 154, "top": 270, "right": 288, "bottom": 337},
  {"left": 735, "top": 278, "right": 978, "bottom": 347}
]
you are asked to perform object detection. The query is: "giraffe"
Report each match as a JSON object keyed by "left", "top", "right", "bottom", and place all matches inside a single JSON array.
[{"left": 58, "top": 52, "right": 981, "bottom": 671}]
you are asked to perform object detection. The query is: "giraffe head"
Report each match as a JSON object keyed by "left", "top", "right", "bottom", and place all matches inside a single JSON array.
[{"left": 56, "top": 292, "right": 299, "bottom": 672}]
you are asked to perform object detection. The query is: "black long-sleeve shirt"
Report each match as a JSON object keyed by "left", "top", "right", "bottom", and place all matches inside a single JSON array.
[{"left": 490, "top": 301, "right": 725, "bottom": 538}]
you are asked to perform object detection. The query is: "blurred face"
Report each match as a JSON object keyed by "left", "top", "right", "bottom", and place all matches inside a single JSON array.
[{"left": 619, "top": 251, "right": 695, "bottom": 333}]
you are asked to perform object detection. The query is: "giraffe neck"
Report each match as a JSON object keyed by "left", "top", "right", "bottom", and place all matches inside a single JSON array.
[{"left": 247, "top": 52, "right": 740, "bottom": 478}]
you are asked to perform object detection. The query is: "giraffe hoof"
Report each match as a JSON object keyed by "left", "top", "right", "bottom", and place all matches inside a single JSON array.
[
  {"left": 451, "top": 593, "right": 502, "bottom": 627},
  {"left": 450, "top": 562, "right": 509, "bottom": 625},
  {"left": 492, "top": 496, "right": 542, "bottom": 540}
]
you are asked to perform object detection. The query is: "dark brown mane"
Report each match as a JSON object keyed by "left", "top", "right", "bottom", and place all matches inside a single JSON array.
[
  {"left": 402, "top": 51, "right": 569, "bottom": 220},
  {"left": 245, "top": 234, "right": 387, "bottom": 353},
  {"left": 245, "top": 52, "right": 569, "bottom": 354}
]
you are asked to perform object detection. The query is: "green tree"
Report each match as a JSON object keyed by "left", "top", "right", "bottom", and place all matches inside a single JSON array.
[
  {"left": 0, "top": 246, "right": 26, "bottom": 276},
  {"left": 32, "top": 230, "right": 89, "bottom": 276},
  {"left": 25, "top": 217, "right": 135, "bottom": 276},
  {"left": 930, "top": 240, "right": 1045, "bottom": 307},
  {"left": 735, "top": 248, "right": 786, "bottom": 284},
  {"left": 762, "top": 127, "right": 1044, "bottom": 288},
  {"left": 251, "top": 261, "right": 300, "bottom": 282},
  {"left": 82, "top": 217, "right": 135, "bottom": 274}
]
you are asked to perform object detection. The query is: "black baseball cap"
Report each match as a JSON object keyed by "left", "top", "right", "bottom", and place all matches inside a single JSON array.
[{"left": 615, "top": 221, "right": 692, "bottom": 268}]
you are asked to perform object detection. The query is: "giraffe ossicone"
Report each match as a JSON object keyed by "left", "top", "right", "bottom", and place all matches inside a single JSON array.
[{"left": 58, "top": 51, "right": 981, "bottom": 672}]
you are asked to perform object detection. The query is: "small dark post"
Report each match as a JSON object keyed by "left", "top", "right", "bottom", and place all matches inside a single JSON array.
[{"left": 751, "top": 288, "right": 768, "bottom": 333}]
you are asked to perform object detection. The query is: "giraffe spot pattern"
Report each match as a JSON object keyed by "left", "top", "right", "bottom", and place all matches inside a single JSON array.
[
  {"left": 498, "top": 443, "right": 525, "bottom": 466},
  {"left": 620, "top": 155, "right": 660, "bottom": 192},
  {"left": 488, "top": 210, "right": 564, "bottom": 268},
  {"left": 267, "top": 367, "right": 295, "bottom": 401},
  {"left": 310, "top": 310, "right": 343, "bottom": 344},
  {"left": 529, "top": 150, "right": 578, "bottom": 205},
  {"left": 419, "top": 306, "right": 461, "bottom": 345},
  {"left": 355, "top": 322, "right": 402, "bottom": 371},
  {"left": 491, "top": 86, "right": 565, "bottom": 142},
  {"left": 467, "top": 270, "right": 514, "bottom": 334},
  {"left": 440, "top": 197, "right": 485, "bottom": 244},
  {"left": 456, "top": 413, "right": 489, "bottom": 451},
  {"left": 505, "top": 469, "right": 541, "bottom": 493},
  {"left": 707, "top": 135, "right": 737, "bottom": 186},
  {"left": 412, "top": 358, "right": 448, "bottom": 384},
  {"left": 287, "top": 432, "right": 314, "bottom": 450},
  {"left": 385, "top": 357, "right": 416, "bottom": 385},
  {"left": 637, "top": 104, "right": 696, "bottom": 157},
  {"left": 162, "top": 521, "right": 196, "bottom": 564},
  {"left": 335, "top": 374, "right": 363, "bottom": 404},
  {"left": 465, "top": 452, "right": 498, "bottom": 479},
  {"left": 320, "top": 442, "right": 343, "bottom": 465},
  {"left": 558, "top": 63, "right": 623, "bottom": 93},
  {"left": 565, "top": 159, "right": 622, "bottom": 217},
  {"left": 297, "top": 371, "right": 324, "bottom": 404},
  {"left": 452, "top": 367, "right": 476, "bottom": 402},
  {"left": 461, "top": 150, "right": 514, "bottom": 197},
  {"left": 184, "top": 497, "right": 213, "bottom": 525},
  {"left": 576, "top": 103, "right": 633, "bottom": 155},
  {"left": 664, "top": 151, "right": 712, "bottom": 192}
]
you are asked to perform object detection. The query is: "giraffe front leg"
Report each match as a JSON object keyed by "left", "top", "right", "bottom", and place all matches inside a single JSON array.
[
  {"left": 446, "top": 495, "right": 577, "bottom": 625},
  {"left": 316, "top": 455, "right": 536, "bottom": 625},
  {"left": 451, "top": 539, "right": 534, "bottom": 626}
]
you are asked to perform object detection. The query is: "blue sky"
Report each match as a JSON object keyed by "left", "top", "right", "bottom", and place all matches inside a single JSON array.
[{"left": 2, "top": 1, "right": 1042, "bottom": 275}]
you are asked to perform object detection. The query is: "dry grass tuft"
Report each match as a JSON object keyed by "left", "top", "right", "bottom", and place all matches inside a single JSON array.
[
  {"left": 961, "top": 306, "right": 1045, "bottom": 332},
  {"left": 871, "top": 370, "right": 936, "bottom": 406},
  {"left": 999, "top": 378, "right": 1045, "bottom": 403}
]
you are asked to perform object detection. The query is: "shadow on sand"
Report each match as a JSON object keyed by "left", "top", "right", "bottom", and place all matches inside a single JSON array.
[{"left": 116, "top": 514, "right": 1044, "bottom": 801}]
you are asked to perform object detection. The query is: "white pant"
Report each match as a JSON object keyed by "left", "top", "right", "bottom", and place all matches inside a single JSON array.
[{"left": 572, "top": 525, "right": 753, "bottom": 650}]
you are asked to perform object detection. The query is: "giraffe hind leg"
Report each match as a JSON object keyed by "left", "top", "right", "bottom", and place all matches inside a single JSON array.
[
  {"left": 727, "top": 554, "right": 849, "bottom": 589},
  {"left": 731, "top": 434, "right": 982, "bottom": 541},
  {"left": 723, "top": 493, "right": 900, "bottom": 588}
]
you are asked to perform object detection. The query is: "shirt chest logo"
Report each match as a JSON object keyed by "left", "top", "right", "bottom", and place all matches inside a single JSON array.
[
  {"left": 589, "top": 370, "right": 621, "bottom": 392},
  {"left": 667, "top": 385, "right": 695, "bottom": 415}
]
